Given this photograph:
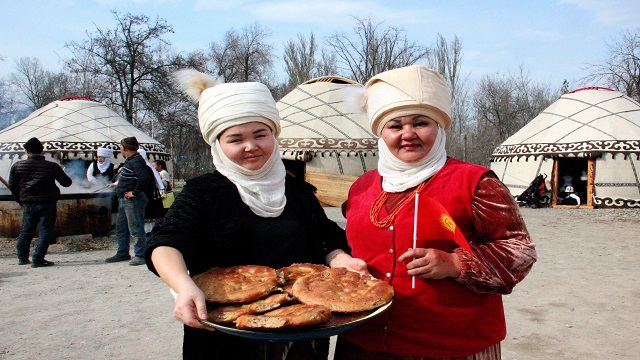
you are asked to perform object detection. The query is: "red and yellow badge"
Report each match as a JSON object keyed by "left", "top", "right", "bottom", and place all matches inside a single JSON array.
[{"left": 439, "top": 214, "right": 456, "bottom": 233}]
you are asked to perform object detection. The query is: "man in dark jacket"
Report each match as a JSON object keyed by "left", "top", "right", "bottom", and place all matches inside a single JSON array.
[
  {"left": 106, "top": 136, "right": 151, "bottom": 265},
  {"left": 8, "top": 137, "right": 73, "bottom": 267}
]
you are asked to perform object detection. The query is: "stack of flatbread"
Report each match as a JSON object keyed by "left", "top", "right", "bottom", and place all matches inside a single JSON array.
[{"left": 191, "top": 264, "right": 394, "bottom": 330}]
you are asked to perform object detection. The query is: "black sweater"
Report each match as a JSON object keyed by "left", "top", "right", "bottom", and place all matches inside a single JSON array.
[
  {"left": 144, "top": 171, "right": 349, "bottom": 359},
  {"left": 8, "top": 155, "right": 72, "bottom": 204},
  {"left": 145, "top": 171, "right": 349, "bottom": 276}
]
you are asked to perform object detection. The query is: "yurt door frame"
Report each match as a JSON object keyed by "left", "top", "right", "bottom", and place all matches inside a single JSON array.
[{"left": 551, "top": 157, "right": 595, "bottom": 208}]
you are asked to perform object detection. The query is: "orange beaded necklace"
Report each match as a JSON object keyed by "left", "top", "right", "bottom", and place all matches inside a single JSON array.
[{"left": 370, "top": 182, "right": 426, "bottom": 228}]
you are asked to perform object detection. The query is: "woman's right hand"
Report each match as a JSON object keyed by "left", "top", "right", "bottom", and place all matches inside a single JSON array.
[
  {"left": 151, "top": 246, "right": 215, "bottom": 331},
  {"left": 173, "top": 281, "right": 213, "bottom": 331}
]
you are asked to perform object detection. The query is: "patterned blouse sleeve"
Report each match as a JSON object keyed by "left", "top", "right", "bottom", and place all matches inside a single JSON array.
[{"left": 454, "top": 173, "right": 537, "bottom": 294}]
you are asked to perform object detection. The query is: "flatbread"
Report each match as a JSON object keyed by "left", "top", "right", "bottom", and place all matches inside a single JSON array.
[
  {"left": 208, "top": 293, "right": 293, "bottom": 323},
  {"left": 192, "top": 265, "right": 278, "bottom": 303},
  {"left": 292, "top": 267, "right": 394, "bottom": 313},
  {"left": 234, "top": 304, "right": 331, "bottom": 329},
  {"left": 276, "top": 263, "right": 329, "bottom": 295}
]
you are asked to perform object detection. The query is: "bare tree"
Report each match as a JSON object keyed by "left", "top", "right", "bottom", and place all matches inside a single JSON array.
[
  {"left": 325, "top": 16, "right": 429, "bottom": 83},
  {"left": 209, "top": 22, "right": 275, "bottom": 83},
  {"left": 145, "top": 50, "right": 214, "bottom": 179},
  {"left": 583, "top": 28, "right": 640, "bottom": 102},
  {"left": 1, "top": 75, "right": 21, "bottom": 129},
  {"left": 318, "top": 51, "right": 338, "bottom": 77},
  {"left": 282, "top": 33, "right": 338, "bottom": 93},
  {"left": 9, "top": 57, "right": 76, "bottom": 110},
  {"left": 283, "top": 33, "right": 318, "bottom": 87},
  {"left": 426, "top": 34, "right": 470, "bottom": 160},
  {"left": 470, "top": 68, "right": 555, "bottom": 165},
  {"left": 64, "top": 11, "right": 176, "bottom": 124}
]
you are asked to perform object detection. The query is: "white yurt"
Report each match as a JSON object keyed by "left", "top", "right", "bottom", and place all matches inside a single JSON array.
[
  {"left": 490, "top": 87, "right": 640, "bottom": 208},
  {"left": 0, "top": 96, "right": 170, "bottom": 237},
  {"left": 277, "top": 76, "right": 377, "bottom": 206},
  {"left": 0, "top": 96, "right": 168, "bottom": 169}
]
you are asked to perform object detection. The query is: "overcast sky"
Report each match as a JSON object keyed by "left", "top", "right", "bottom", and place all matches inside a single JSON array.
[{"left": 1, "top": 0, "right": 639, "bottom": 90}]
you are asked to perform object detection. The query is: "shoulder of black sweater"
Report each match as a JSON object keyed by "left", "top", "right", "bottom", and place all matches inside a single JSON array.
[
  {"left": 184, "top": 171, "right": 231, "bottom": 191},
  {"left": 124, "top": 153, "right": 144, "bottom": 163},
  {"left": 284, "top": 172, "right": 317, "bottom": 193},
  {"left": 184, "top": 171, "right": 315, "bottom": 193}
]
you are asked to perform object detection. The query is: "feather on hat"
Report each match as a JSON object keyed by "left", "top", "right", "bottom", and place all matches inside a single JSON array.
[
  {"left": 171, "top": 68, "right": 281, "bottom": 145},
  {"left": 172, "top": 69, "right": 222, "bottom": 102}
]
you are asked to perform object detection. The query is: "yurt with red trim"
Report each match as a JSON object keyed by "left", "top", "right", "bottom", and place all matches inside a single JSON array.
[
  {"left": 0, "top": 97, "right": 169, "bottom": 237},
  {"left": 490, "top": 87, "right": 640, "bottom": 208},
  {"left": 277, "top": 76, "right": 377, "bottom": 206}
]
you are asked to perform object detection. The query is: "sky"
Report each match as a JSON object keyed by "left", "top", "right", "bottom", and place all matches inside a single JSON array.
[{"left": 1, "top": 0, "right": 639, "bottom": 90}]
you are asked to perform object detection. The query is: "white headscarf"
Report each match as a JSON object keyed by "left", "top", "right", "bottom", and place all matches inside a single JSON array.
[
  {"left": 96, "top": 147, "right": 113, "bottom": 173},
  {"left": 377, "top": 127, "right": 448, "bottom": 192},
  {"left": 173, "top": 69, "right": 286, "bottom": 217},
  {"left": 212, "top": 135, "right": 286, "bottom": 217},
  {"left": 137, "top": 149, "right": 165, "bottom": 190}
]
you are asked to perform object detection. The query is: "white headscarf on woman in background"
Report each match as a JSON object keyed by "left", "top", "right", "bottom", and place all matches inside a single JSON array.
[
  {"left": 87, "top": 147, "right": 114, "bottom": 185},
  {"left": 137, "top": 148, "right": 165, "bottom": 191},
  {"left": 96, "top": 147, "right": 113, "bottom": 173}
]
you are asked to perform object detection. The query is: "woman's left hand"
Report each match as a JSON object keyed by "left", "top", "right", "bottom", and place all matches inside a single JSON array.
[
  {"left": 330, "top": 253, "right": 370, "bottom": 276},
  {"left": 398, "top": 248, "right": 462, "bottom": 279}
]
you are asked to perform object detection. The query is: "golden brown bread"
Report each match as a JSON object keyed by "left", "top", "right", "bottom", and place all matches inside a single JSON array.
[
  {"left": 191, "top": 265, "right": 278, "bottom": 303},
  {"left": 234, "top": 304, "right": 331, "bottom": 329},
  {"left": 291, "top": 267, "right": 394, "bottom": 313},
  {"left": 276, "top": 263, "right": 329, "bottom": 296},
  {"left": 208, "top": 293, "right": 293, "bottom": 323}
]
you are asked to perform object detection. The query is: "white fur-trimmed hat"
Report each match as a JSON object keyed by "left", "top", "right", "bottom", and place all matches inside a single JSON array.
[
  {"left": 350, "top": 65, "right": 452, "bottom": 136},
  {"left": 172, "top": 69, "right": 281, "bottom": 145}
]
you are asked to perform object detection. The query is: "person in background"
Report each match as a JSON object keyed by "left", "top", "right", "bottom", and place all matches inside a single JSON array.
[
  {"left": 105, "top": 137, "right": 151, "bottom": 266},
  {"left": 558, "top": 185, "right": 581, "bottom": 206},
  {"left": 137, "top": 148, "right": 165, "bottom": 232},
  {"left": 86, "top": 147, "right": 115, "bottom": 184},
  {"left": 145, "top": 69, "right": 364, "bottom": 360},
  {"left": 138, "top": 148, "right": 165, "bottom": 193},
  {"left": 332, "top": 65, "right": 537, "bottom": 359},
  {"left": 8, "top": 137, "right": 72, "bottom": 267},
  {"left": 152, "top": 159, "right": 174, "bottom": 210}
]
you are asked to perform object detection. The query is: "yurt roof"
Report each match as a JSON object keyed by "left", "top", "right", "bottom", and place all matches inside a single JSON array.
[
  {"left": 492, "top": 88, "right": 640, "bottom": 160},
  {"left": 0, "top": 97, "right": 167, "bottom": 158},
  {"left": 277, "top": 76, "right": 377, "bottom": 157}
]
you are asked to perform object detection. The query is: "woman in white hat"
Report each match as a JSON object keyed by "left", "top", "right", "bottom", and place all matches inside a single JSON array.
[
  {"left": 332, "top": 65, "right": 537, "bottom": 359},
  {"left": 86, "top": 147, "right": 115, "bottom": 184},
  {"left": 145, "top": 69, "right": 364, "bottom": 360}
]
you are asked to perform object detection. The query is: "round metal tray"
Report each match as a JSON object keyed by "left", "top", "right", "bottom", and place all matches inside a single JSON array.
[{"left": 199, "top": 300, "right": 393, "bottom": 341}]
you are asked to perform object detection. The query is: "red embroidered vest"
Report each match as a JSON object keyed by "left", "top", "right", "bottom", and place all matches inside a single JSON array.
[{"left": 343, "top": 158, "right": 506, "bottom": 357}]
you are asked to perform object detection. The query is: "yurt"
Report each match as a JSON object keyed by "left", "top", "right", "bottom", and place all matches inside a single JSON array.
[
  {"left": 277, "top": 76, "right": 377, "bottom": 206},
  {"left": 0, "top": 96, "right": 170, "bottom": 237},
  {"left": 490, "top": 87, "right": 640, "bottom": 208}
]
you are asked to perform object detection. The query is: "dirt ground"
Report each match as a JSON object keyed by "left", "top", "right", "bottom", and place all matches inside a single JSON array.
[{"left": 1, "top": 207, "right": 639, "bottom": 359}]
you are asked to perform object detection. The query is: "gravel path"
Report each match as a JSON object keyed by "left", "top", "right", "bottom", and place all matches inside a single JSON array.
[{"left": 1, "top": 207, "right": 639, "bottom": 359}]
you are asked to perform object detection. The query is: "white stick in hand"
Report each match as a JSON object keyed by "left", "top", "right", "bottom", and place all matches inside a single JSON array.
[{"left": 412, "top": 192, "right": 419, "bottom": 289}]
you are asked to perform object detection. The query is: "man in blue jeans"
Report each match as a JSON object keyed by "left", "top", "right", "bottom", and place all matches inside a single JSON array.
[
  {"left": 9, "top": 137, "right": 73, "bottom": 268},
  {"left": 106, "top": 137, "right": 151, "bottom": 266}
]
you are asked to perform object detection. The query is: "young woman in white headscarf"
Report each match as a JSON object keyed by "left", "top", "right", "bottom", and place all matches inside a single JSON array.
[
  {"left": 145, "top": 69, "right": 365, "bottom": 360},
  {"left": 330, "top": 65, "right": 537, "bottom": 360}
]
